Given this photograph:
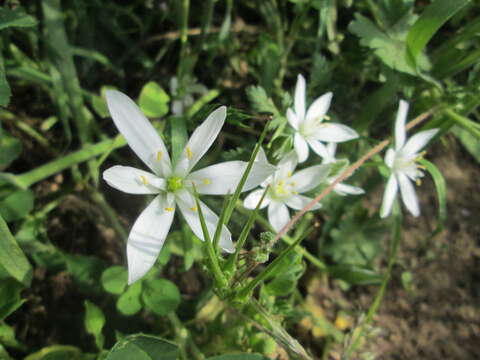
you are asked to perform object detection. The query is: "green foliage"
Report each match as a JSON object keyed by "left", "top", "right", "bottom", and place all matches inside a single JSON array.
[
  {"left": 141, "top": 278, "right": 180, "bottom": 316},
  {"left": 0, "top": 278, "right": 25, "bottom": 320},
  {"left": 84, "top": 300, "right": 106, "bottom": 350},
  {"left": 246, "top": 86, "right": 278, "bottom": 115},
  {"left": 0, "top": 7, "right": 37, "bottom": 30},
  {"left": 106, "top": 334, "right": 179, "bottom": 360},
  {"left": 0, "top": 130, "right": 22, "bottom": 169},
  {"left": 116, "top": 281, "right": 142, "bottom": 316},
  {"left": 101, "top": 266, "right": 128, "bottom": 295},
  {"left": 0, "top": 214, "right": 32, "bottom": 286},
  {"left": 207, "top": 354, "right": 269, "bottom": 360},
  {"left": 0, "top": 190, "right": 34, "bottom": 222},
  {"left": 138, "top": 82, "right": 170, "bottom": 118}
]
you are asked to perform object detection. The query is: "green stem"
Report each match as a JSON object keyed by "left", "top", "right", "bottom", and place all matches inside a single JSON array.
[{"left": 168, "top": 313, "right": 205, "bottom": 360}]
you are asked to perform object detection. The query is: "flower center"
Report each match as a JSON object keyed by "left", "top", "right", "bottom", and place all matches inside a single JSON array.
[
  {"left": 270, "top": 179, "right": 297, "bottom": 200},
  {"left": 167, "top": 177, "right": 184, "bottom": 192}
]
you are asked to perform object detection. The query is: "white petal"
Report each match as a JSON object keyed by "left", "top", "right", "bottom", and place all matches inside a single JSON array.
[
  {"left": 105, "top": 90, "right": 171, "bottom": 176},
  {"left": 380, "top": 175, "right": 398, "bottom": 218},
  {"left": 177, "top": 106, "right": 226, "bottom": 174},
  {"left": 333, "top": 182, "right": 365, "bottom": 196},
  {"left": 290, "top": 164, "right": 330, "bottom": 193},
  {"left": 401, "top": 128, "right": 439, "bottom": 156},
  {"left": 395, "top": 100, "right": 409, "bottom": 151},
  {"left": 305, "top": 92, "right": 333, "bottom": 123},
  {"left": 276, "top": 151, "right": 298, "bottom": 182},
  {"left": 307, "top": 139, "right": 330, "bottom": 159},
  {"left": 127, "top": 195, "right": 175, "bottom": 284},
  {"left": 255, "top": 146, "right": 269, "bottom": 166},
  {"left": 103, "top": 165, "right": 165, "bottom": 194},
  {"left": 326, "top": 142, "right": 337, "bottom": 159},
  {"left": 294, "top": 74, "right": 306, "bottom": 121},
  {"left": 176, "top": 190, "right": 234, "bottom": 253},
  {"left": 268, "top": 201, "right": 290, "bottom": 232},
  {"left": 313, "top": 123, "right": 359, "bottom": 142},
  {"left": 285, "top": 195, "right": 321, "bottom": 210},
  {"left": 287, "top": 108, "right": 299, "bottom": 130},
  {"left": 384, "top": 148, "right": 396, "bottom": 168},
  {"left": 243, "top": 189, "right": 270, "bottom": 209},
  {"left": 397, "top": 173, "right": 420, "bottom": 217},
  {"left": 187, "top": 160, "right": 273, "bottom": 195},
  {"left": 294, "top": 133, "right": 309, "bottom": 162}
]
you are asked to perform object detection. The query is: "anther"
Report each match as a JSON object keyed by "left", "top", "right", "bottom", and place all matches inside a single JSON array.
[
  {"left": 202, "top": 178, "right": 211, "bottom": 185},
  {"left": 186, "top": 146, "right": 193, "bottom": 159},
  {"left": 140, "top": 176, "right": 149, "bottom": 185},
  {"left": 156, "top": 151, "right": 163, "bottom": 161},
  {"left": 165, "top": 207, "right": 174, "bottom": 212}
]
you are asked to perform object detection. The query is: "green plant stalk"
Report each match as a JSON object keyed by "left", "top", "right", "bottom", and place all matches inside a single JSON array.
[
  {"left": 236, "top": 233, "right": 304, "bottom": 300},
  {"left": 212, "top": 194, "right": 231, "bottom": 252},
  {"left": 167, "top": 313, "right": 205, "bottom": 360},
  {"left": 344, "top": 213, "right": 402, "bottom": 357},
  {"left": 224, "top": 186, "right": 269, "bottom": 275},
  {"left": 223, "top": 118, "right": 271, "bottom": 225},
  {"left": 185, "top": 89, "right": 219, "bottom": 119},
  {"left": 191, "top": 185, "right": 228, "bottom": 289},
  {"left": 14, "top": 136, "right": 125, "bottom": 189},
  {"left": 445, "top": 108, "right": 480, "bottom": 138},
  {"left": 196, "top": 0, "right": 214, "bottom": 51}
]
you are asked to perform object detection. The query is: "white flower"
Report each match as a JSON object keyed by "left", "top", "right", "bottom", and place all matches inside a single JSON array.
[
  {"left": 322, "top": 143, "right": 365, "bottom": 196},
  {"left": 287, "top": 74, "right": 359, "bottom": 163},
  {"left": 244, "top": 150, "right": 330, "bottom": 232},
  {"left": 380, "top": 100, "right": 438, "bottom": 218},
  {"left": 103, "top": 90, "right": 274, "bottom": 284},
  {"left": 170, "top": 76, "right": 208, "bottom": 116}
]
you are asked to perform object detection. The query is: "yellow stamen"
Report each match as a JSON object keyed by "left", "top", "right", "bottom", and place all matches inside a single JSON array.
[
  {"left": 324, "top": 115, "right": 331, "bottom": 121},
  {"left": 190, "top": 206, "right": 197, "bottom": 212},
  {"left": 290, "top": 181, "right": 297, "bottom": 186},
  {"left": 156, "top": 151, "right": 163, "bottom": 161},
  {"left": 165, "top": 207, "right": 174, "bottom": 212},
  {"left": 416, "top": 178, "right": 422, "bottom": 186},
  {"left": 287, "top": 171, "right": 292, "bottom": 178},
  {"left": 186, "top": 146, "right": 193, "bottom": 159},
  {"left": 140, "top": 175, "right": 149, "bottom": 185},
  {"left": 202, "top": 178, "right": 211, "bottom": 185}
]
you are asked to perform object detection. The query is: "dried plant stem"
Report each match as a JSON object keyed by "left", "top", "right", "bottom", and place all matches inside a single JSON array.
[{"left": 273, "top": 109, "right": 434, "bottom": 243}]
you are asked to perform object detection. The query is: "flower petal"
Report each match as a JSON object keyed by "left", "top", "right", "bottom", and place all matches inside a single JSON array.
[
  {"left": 294, "top": 133, "right": 309, "bottom": 162},
  {"left": 384, "top": 148, "right": 396, "bottom": 168},
  {"left": 290, "top": 164, "right": 331, "bottom": 193},
  {"left": 395, "top": 100, "right": 409, "bottom": 151},
  {"left": 307, "top": 139, "right": 330, "bottom": 159},
  {"left": 401, "top": 128, "right": 439, "bottom": 156},
  {"left": 287, "top": 108, "right": 299, "bottom": 130},
  {"left": 105, "top": 90, "right": 171, "bottom": 176},
  {"left": 397, "top": 172, "right": 420, "bottom": 217},
  {"left": 176, "top": 106, "right": 226, "bottom": 175},
  {"left": 313, "top": 123, "right": 358, "bottom": 142},
  {"left": 176, "top": 190, "right": 234, "bottom": 253},
  {"left": 244, "top": 189, "right": 270, "bottom": 209},
  {"left": 187, "top": 160, "right": 273, "bottom": 195},
  {"left": 126, "top": 195, "right": 175, "bottom": 284},
  {"left": 276, "top": 151, "right": 298, "bottom": 183},
  {"left": 305, "top": 92, "right": 333, "bottom": 123},
  {"left": 268, "top": 201, "right": 290, "bottom": 232},
  {"left": 103, "top": 165, "right": 165, "bottom": 194},
  {"left": 285, "top": 195, "right": 321, "bottom": 210},
  {"left": 333, "top": 182, "right": 365, "bottom": 196},
  {"left": 380, "top": 175, "right": 398, "bottom": 218},
  {"left": 294, "top": 74, "right": 306, "bottom": 121}
]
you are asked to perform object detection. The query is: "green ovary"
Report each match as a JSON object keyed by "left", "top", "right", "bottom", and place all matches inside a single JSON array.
[{"left": 167, "top": 177, "right": 184, "bottom": 192}]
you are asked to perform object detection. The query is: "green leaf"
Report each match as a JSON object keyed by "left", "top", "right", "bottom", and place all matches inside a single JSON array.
[
  {"left": 116, "top": 281, "right": 142, "bottom": 316},
  {"left": 0, "top": 7, "right": 37, "bottom": 30},
  {"left": 64, "top": 254, "right": 103, "bottom": 293},
  {"left": 0, "top": 190, "right": 34, "bottom": 222},
  {"left": 245, "top": 86, "right": 278, "bottom": 115},
  {"left": 327, "top": 265, "right": 382, "bottom": 285},
  {"left": 419, "top": 159, "right": 447, "bottom": 237},
  {"left": 101, "top": 266, "right": 128, "bottom": 295},
  {"left": 406, "top": 0, "right": 471, "bottom": 65},
  {"left": 84, "top": 300, "right": 105, "bottom": 350},
  {"left": 0, "top": 322, "right": 23, "bottom": 349},
  {"left": 0, "top": 54, "right": 11, "bottom": 107},
  {"left": 0, "top": 278, "right": 25, "bottom": 320},
  {"left": 24, "top": 345, "right": 83, "bottom": 360},
  {"left": 452, "top": 125, "right": 480, "bottom": 163},
  {"left": 105, "top": 334, "right": 179, "bottom": 360},
  {"left": 207, "top": 354, "right": 269, "bottom": 360},
  {"left": 141, "top": 278, "right": 180, "bottom": 316},
  {"left": 349, "top": 13, "right": 430, "bottom": 75},
  {"left": 0, "top": 130, "right": 22, "bottom": 169},
  {"left": 138, "top": 82, "right": 170, "bottom": 118},
  {"left": 0, "top": 215, "right": 32, "bottom": 286}
]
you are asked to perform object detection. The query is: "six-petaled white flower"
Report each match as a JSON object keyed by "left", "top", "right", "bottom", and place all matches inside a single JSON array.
[
  {"left": 103, "top": 90, "right": 274, "bottom": 284},
  {"left": 243, "top": 150, "right": 330, "bottom": 232},
  {"left": 321, "top": 142, "right": 365, "bottom": 196},
  {"left": 287, "top": 74, "right": 359, "bottom": 163},
  {"left": 380, "top": 100, "right": 438, "bottom": 218}
]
